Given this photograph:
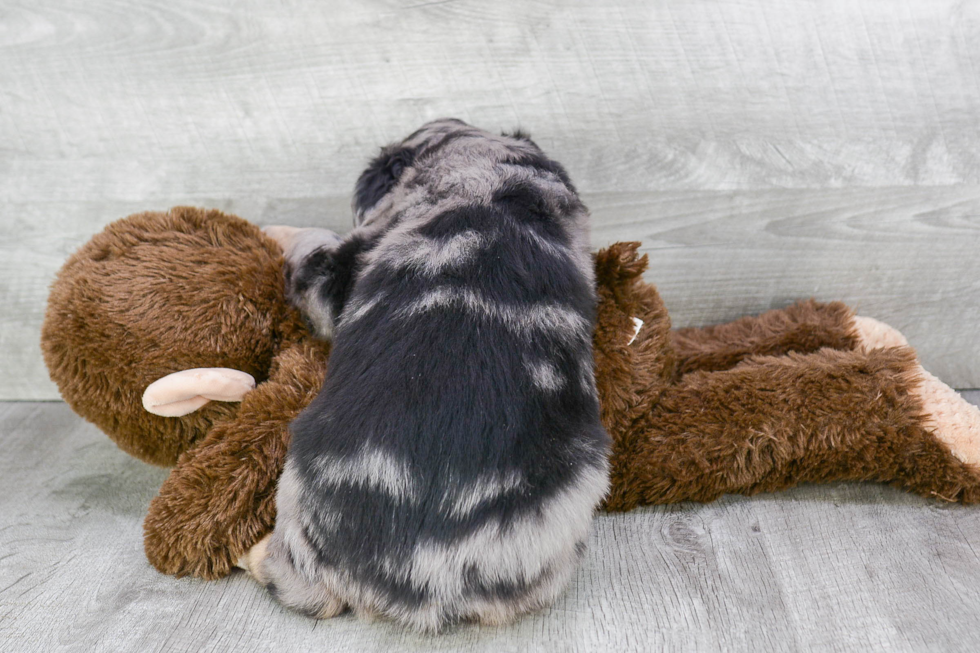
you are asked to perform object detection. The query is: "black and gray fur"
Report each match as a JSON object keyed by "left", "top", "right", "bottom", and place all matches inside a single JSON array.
[{"left": 258, "top": 119, "right": 610, "bottom": 631}]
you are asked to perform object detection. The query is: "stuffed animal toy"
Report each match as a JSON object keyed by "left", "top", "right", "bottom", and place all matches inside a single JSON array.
[{"left": 41, "top": 206, "right": 980, "bottom": 581}]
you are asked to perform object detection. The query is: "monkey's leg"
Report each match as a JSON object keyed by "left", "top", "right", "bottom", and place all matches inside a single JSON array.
[
  {"left": 670, "top": 300, "right": 910, "bottom": 377},
  {"left": 604, "top": 346, "right": 980, "bottom": 511}
]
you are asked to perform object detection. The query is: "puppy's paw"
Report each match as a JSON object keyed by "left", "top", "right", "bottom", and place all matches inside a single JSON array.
[
  {"left": 315, "top": 595, "right": 345, "bottom": 619},
  {"left": 476, "top": 608, "right": 516, "bottom": 628}
]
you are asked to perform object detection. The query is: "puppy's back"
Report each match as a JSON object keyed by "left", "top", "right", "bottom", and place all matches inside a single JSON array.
[{"left": 262, "top": 123, "right": 609, "bottom": 631}]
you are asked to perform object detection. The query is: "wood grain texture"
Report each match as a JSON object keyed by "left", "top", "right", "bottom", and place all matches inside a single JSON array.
[
  {"left": 3, "top": 0, "right": 980, "bottom": 396},
  {"left": 11, "top": 187, "right": 979, "bottom": 398},
  {"left": 590, "top": 187, "right": 980, "bottom": 388},
  {"left": 3, "top": 401, "right": 980, "bottom": 652}
]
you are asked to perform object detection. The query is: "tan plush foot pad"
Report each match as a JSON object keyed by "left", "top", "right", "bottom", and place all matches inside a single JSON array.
[
  {"left": 852, "top": 316, "right": 909, "bottom": 351},
  {"left": 238, "top": 533, "right": 272, "bottom": 581},
  {"left": 915, "top": 366, "right": 980, "bottom": 467}
]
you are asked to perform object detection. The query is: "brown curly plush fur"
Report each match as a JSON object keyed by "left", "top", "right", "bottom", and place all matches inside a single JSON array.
[
  {"left": 42, "top": 210, "right": 980, "bottom": 581},
  {"left": 594, "top": 243, "right": 980, "bottom": 510},
  {"left": 41, "top": 207, "right": 310, "bottom": 466},
  {"left": 670, "top": 298, "right": 860, "bottom": 376}
]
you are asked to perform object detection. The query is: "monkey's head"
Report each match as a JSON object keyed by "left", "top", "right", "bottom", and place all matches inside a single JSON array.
[{"left": 41, "top": 207, "right": 306, "bottom": 466}]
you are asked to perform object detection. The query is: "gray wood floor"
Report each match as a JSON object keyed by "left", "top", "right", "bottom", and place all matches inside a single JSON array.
[
  {"left": 2, "top": 396, "right": 980, "bottom": 653},
  {"left": 3, "top": 0, "right": 980, "bottom": 398},
  {"left": 4, "top": 1, "right": 980, "bottom": 650}
]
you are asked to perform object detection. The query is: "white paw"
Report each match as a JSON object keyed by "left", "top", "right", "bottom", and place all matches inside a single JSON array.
[{"left": 317, "top": 596, "right": 345, "bottom": 619}]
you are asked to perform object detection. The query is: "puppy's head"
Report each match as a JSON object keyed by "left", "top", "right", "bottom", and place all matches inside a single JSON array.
[{"left": 351, "top": 118, "right": 575, "bottom": 227}]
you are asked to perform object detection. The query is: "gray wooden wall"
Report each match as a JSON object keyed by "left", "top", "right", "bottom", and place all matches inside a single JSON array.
[{"left": 3, "top": 0, "right": 979, "bottom": 398}]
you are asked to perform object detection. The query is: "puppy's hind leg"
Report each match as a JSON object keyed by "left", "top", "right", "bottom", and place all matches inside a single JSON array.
[
  {"left": 240, "top": 531, "right": 345, "bottom": 620},
  {"left": 239, "top": 464, "right": 344, "bottom": 619}
]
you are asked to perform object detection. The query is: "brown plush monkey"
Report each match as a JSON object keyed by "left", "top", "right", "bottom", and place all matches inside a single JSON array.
[{"left": 41, "top": 207, "right": 980, "bottom": 580}]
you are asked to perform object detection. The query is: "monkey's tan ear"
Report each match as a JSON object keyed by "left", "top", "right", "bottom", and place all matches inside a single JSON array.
[
  {"left": 142, "top": 368, "right": 256, "bottom": 417},
  {"left": 262, "top": 225, "right": 303, "bottom": 253},
  {"left": 262, "top": 225, "right": 343, "bottom": 265}
]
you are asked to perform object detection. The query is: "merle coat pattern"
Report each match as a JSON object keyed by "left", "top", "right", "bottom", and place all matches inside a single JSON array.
[{"left": 254, "top": 119, "right": 610, "bottom": 631}]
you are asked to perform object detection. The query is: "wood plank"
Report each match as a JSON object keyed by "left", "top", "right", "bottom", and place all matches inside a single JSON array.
[
  {"left": 1, "top": 0, "right": 978, "bottom": 198},
  {"left": 2, "top": 402, "right": 980, "bottom": 652},
  {"left": 12, "top": 185, "right": 979, "bottom": 400},
  {"left": 590, "top": 186, "right": 980, "bottom": 389},
  {"left": 4, "top": 0, "right": 980, "bottom": 396}
]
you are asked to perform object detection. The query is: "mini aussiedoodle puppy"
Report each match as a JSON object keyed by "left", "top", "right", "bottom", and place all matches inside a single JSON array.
[{"left": 245, "top": 119, "right": 610, "bottom": 631}]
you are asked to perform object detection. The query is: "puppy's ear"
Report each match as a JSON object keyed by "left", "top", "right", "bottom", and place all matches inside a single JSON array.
[
  {"left": 284, "top": 231, "right": 373, "bottom": 341},
  {"left": 503, "top": 128, "right": 532, "bottom": 140},
  {"left": 503, "top": 128, "right": 535, "bottom": 144},
  {"left": 353, "top": 145, "right": 417, "bottom": 220}
]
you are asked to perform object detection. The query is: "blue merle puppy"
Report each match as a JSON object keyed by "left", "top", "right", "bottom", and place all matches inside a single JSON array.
[{"left": 245, "top": 118, "right": 610, "bottom": 632}]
